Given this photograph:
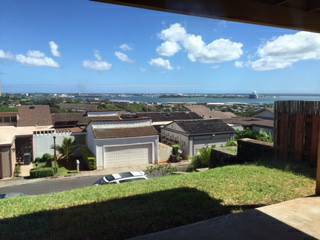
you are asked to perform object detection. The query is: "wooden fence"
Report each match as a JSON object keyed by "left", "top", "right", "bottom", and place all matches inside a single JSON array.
[{"left": 274, "top": 101, "right": 320, "bottom": 166}]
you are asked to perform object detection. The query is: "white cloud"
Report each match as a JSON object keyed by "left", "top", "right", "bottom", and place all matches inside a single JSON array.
[
  {"left": 149, "top": 57, "right": 173, "bottom": 70},
  {"left": 249, "top": 31, "right": 320, "bottom": 71},
  {"left": 0, "top": 49, "right": 59, "bottom": 68},
  {"left": 0, "top": 50, "right": 14, "bottom": 60},
  {"left": 82, "top": 51, "right": 112, "bottom": 71},
  {"left": 119, "top": 44, "right": 132, "bottom": 51},
  {"left": 157, "top": 41, "right": 181, "bottom": 57},
  {"left": 49, "top": 41, "right": 61, "bottom": 57},
  {"left": 16, "top": 50, "right": 59, "bottom": 68},
  {"left": 114, "top": 51, "right": 134, "bottom": 63},
  {"left": 234, "top": 61, "right": 244, "bottom": 68},
  {"left": 157, "top": 23, "right": 243, "bottom": 64}
]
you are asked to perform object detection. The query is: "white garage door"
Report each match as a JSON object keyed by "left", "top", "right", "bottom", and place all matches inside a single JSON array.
[{"left": 104, "top": 144, "right": 152, "bottom": 168}]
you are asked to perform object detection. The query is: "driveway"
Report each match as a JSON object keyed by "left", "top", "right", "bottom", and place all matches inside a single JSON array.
[{"left": 0, "top": 175, "right": 104, "bottom": 195}]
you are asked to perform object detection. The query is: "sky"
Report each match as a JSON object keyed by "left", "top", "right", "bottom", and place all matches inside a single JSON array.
[{"left": 0, "top": 0, "right": 320, "bottom": 94}]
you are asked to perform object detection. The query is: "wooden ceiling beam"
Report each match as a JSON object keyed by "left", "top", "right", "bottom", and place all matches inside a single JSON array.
[{"left": 94, "top": 0, "right": 320, "bottom": 33}]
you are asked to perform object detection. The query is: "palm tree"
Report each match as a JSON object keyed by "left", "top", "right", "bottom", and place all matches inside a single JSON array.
[{"left": 55, "top": 138, "right": 76, "bottom": 162}]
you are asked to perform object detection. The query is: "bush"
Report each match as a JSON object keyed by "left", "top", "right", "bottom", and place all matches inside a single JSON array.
[
  {"left": 189, "top": 147, "right": 213, "bottom": 170},
  {"left": 87, "top": 157, "right": 96, "bottom": 170},
  {"left": 78, "top": 147, "right": 96, "bottom": 170},
  {"left": 225, "top": 140, "right": 237, "bottom": 147},
  {"left": 235, "top": 129, "right": 273, "bottom": 143},
  {"left": 169, "top": 144, "right": 182, "bottom": 162},
  {"left": 30, "top": 167, "right": 55, "bottom": 178},
  {"left": 34, "top": 153, "right": 53, "bottom": 167},
  {"left": 145, "top": 164, "right": 177, "bottom": 177},
  {"left": 14, "top": 164, "right": 21, "bottom": 177}
]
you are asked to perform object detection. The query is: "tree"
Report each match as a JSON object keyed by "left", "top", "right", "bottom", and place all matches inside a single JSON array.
[{"left": 54, "top": 138, "right": 77, "bottom": 162}]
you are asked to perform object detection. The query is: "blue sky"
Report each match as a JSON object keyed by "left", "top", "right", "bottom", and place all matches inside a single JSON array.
[{"left": 1, "top": 0, "right": 320, "bottom": 93}]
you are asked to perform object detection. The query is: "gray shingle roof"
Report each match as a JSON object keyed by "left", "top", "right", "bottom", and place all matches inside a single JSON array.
[{"left": 174, "top": 119, "right": 235, "bottom": 135}]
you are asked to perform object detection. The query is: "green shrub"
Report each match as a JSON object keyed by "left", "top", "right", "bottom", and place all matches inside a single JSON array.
[
  {"left": 30, "top": 167, "right": 54, "bottom": 178},
  {"left": 87, "top": 157, "right": 96, "bottom": 170},
  {"left": 169, "top": 144, "right": 182, "bottom": 162},
  {"left": 145, "top": 164, "right": 177, "bottom": 177},
  {"left": 226, "top": 140, "right": 237, "bottom": 147},
  {"left": 189, "top": 147, "right": 213, "bottom": 170},
  {"left": 14, "top": 164, "right": 21, "bottom": 177},
  {"left": 34, "top": 153, "right": 53, "bottom": 167},
  {"left": 235, "top": 129, "right": 273, "bottom": 143}
]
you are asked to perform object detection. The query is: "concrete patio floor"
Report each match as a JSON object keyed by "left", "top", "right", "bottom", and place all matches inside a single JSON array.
[{"left": 130, "top": 196, "right": 320, "bottom": 240}]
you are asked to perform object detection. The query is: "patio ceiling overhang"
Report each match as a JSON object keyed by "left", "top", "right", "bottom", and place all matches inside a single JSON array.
[{"left": 94, "top": 0, "right": 320, "bottom": 33}]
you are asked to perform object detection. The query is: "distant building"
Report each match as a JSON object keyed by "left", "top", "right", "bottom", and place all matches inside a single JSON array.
[
  {"left": 254, "top": 108, "right": 274, "bottom": 120},
  {"left": 224, "top": 117, "right": 274, "bottom": 135},
  {"left": 161, "top": 119, "right": 235, "bottom": 157},
  {"left": 184, "top": 104, "right": 236, "bottom": 119}
]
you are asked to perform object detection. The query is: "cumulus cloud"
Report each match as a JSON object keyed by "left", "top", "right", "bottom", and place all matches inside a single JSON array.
[
  {"left": 0, "top": 47, "right": 60, "bottom": 68},
  {"left": 249, "top": 31, "right": 320, "bottom": 71},
  {"left": 114, "top": 51, "right": 134, "bottom": 63},
  {"left": 157, "top": 23, "right": 243, "bottom": 64},
  {"left": 0, "top": 50, "right": 14, "bottom": 60},
  {"left": 82, "top": 51, "right": 112, "bottom": 71},
  {"left": 16, "top": 50, "right": 59, "bottom": 68},
  {"left": 149, "top": 57, "right": 173, "bottom": 70},
  {"left": 49, "top": 41, "right": 61, "bottom": 57},
  {"left": 119, "top": 43, "right": 132, "bottom": 51},
  {"left": 157, "top": 41, "right": 181, "bottom": 57}
]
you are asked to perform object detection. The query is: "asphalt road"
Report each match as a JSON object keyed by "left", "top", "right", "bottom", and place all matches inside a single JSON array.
[{"left": 0, "top": 175, "right": 105, "bottom": 195}]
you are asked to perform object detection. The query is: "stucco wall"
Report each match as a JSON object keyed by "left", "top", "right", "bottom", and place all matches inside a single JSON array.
[
  {"left": 161, "top": 126, "right": 190, "bottom": 157},
  {"left": 33, "top": 133, "right": 76, "bottom": 159}
]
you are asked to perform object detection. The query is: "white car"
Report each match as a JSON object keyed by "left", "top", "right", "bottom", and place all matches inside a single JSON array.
[{"left": 94, "top": 171, "right": 148, "bottom": 185}]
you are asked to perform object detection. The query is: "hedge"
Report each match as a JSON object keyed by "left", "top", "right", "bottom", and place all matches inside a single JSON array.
[
  {"left": 87, "top": 157, "right": 96, "bottom": 170},
  {"left": 30, "top": 167, "right": 55, "bottom": 178}
]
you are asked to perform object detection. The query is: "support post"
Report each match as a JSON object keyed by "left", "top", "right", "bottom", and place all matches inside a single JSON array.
[{"left": 316, "top": 129, "right": 320, "bottom": 195}]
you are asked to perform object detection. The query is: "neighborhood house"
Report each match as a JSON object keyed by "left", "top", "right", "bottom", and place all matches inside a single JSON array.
[{"left": 161, "top": 119, "right": 235, "bottom": 157}]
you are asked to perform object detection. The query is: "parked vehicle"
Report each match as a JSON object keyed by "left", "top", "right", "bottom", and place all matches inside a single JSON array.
[
  {"left": 94, "top": 171, "right": 148, "bottom": 185},
  {"left": 0, "top": 192, "right": 25, "bottom": 199}
]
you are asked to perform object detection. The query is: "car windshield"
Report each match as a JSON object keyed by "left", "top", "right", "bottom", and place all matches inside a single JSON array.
[{"left": 104, "top": 175, "right": 115, "bottom": 181}]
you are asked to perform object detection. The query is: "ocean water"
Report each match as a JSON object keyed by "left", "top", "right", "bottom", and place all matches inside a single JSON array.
[{"left": 106, "top": 95, "right": 320, "bottom": 105}]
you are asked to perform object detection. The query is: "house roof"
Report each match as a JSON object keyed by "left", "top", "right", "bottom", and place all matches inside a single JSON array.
[
  {"left": 52, "top": 113, "right": 87, "bottom": 126},
  {"left": 136, "top": 111, "right": 201, "bottom": 122},
  {"left": 17, "top": 105, "right": 52, "bottom": 127},
  {"left": 224, "top": 117, "right": 274, "bottom": 128},
  {"left": 185, "top": 105, "right": 236, "bottom": 119},
  {"left": 171, "top": 119, "right": 235, "bottom": 135},
  {"left": 93, "top": 126, "right": 158, "bottom": 139}
]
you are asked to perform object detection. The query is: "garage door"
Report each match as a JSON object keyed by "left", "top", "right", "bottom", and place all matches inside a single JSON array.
[{"left": 104, "top": 144, "right": 152, "bottom": 168}]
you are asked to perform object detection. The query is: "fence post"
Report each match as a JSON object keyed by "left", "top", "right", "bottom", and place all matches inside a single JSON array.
[{"left": 316, "top": 129, "right": 320, "bottom": 195}]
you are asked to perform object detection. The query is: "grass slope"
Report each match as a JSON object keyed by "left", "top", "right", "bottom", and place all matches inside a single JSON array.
[{"left": 0, "top": 164, "right": 315, "bottom": 240}]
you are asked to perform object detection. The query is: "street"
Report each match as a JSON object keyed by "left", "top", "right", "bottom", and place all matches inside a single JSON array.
[{"left": 0, "top": 175, "right": 105, "bottom": 195}]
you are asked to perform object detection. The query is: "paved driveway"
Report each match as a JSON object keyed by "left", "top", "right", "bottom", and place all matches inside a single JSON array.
[{"left": 0, "top": 175, "right": 104, "bottom": 195}]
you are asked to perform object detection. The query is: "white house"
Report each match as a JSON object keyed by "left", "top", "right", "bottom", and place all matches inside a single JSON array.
[{"left": 86, "top": 116, "right": 159, "bottom": 169}]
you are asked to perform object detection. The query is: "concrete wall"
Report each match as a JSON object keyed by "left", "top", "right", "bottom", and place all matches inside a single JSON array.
[
  {"left": 237, "top": 138, "right": 274, "bottom": 163},
  {"left": 159, "top": 143, "right": 172, "bottom": 162}
]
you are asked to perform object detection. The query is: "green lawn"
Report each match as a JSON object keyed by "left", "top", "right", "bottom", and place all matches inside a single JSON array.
[{"left": 0, "top": 164, "right": 315, "bottom": 240}]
